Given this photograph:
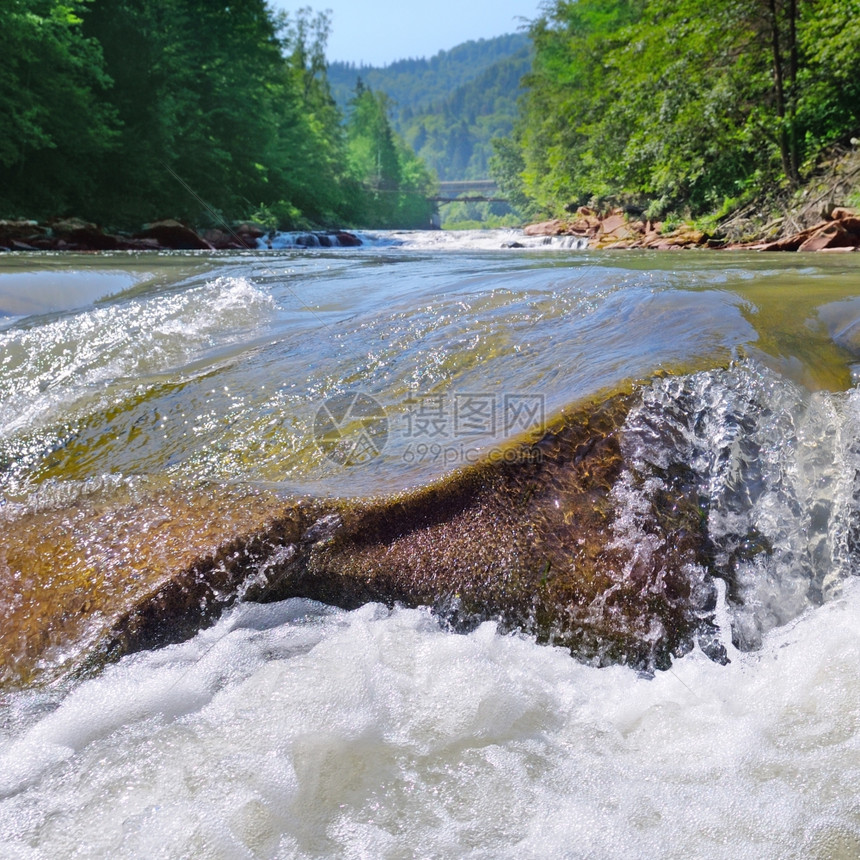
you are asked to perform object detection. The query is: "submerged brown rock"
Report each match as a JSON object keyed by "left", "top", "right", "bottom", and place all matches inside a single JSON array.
[{"left": 0, "top": 393, "right": 723, "bottom": 689}]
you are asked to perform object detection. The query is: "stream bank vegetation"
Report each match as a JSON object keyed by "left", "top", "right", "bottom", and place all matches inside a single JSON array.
[
  {"left": 492, "top": 0, "right": 860, "bottom": 242},
  {"left": 0, "top": 0, "right": 435, "bottom": 232}
]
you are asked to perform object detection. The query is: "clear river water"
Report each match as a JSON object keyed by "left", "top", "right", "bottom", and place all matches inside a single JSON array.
[{"left": 0, "top": 230, "right": 858, "bottom": 858}]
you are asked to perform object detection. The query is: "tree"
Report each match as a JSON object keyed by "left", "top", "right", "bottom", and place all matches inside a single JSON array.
[
  {"left": 0, "top": 0, "right": 438, "bottom": 229},
  {"left": 505, "top": 0, "right": 860, "bottom": 219},
  {"left": 346, "top": 83, "right": 435, "bottom": 227},
  {"left": 0, "top": 0, "right": 118, "bottom": 217}
]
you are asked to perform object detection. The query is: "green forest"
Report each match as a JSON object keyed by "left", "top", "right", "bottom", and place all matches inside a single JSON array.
[
  {"left": 329, "top": 34, "right": 532, "bottom": 229},
  {"left": 329, "top": 34, "right": 529, "bottom": 181},
  {"left": 0, "top": 0, "right": 434, "bottom": 230},
  {"left": 4, "top": 0, "right": 859, "bottom": 233},
  {"left": 495, "top": 0, "right": 860, "bottom": 222},
  {"left": 328, "top": 35, "right": 528, "bottom": 122}
]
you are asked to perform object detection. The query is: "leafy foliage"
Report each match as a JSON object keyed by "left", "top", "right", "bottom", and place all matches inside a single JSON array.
[
  {"left": 498, "top": 0, "right": 860, "bottom": 219},
  {"left": 0, "top": 0, "right": 117, "bottom": 216},
  {"left": 329, "top": 35, "right": 531, "bottom": 182},
  {"left": 328, "top": 35, "right": 529, "bottom": 123},
  {"left": 345, "top": 83, "right": 436, "bottom": 228},
  {"left": 0, "top": 0, "right": 432, "bottom": 229}
]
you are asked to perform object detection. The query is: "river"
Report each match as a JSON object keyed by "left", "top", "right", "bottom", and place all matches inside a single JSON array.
[{"left": 0, "top": 231, "right": 858, "bottom": 858}]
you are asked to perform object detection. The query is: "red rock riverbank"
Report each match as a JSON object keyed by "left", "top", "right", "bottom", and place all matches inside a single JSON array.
[{"left": 524, "top": 206, "right": 860, "bottom": 251}]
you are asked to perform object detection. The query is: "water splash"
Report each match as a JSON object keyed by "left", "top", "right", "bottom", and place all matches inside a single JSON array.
[
  {"left": 619, "top": 361, "right": 860, "bottom": 649},
  {"left": 262, "top": 228, "right": 591, "bottom": 252},
  {"left": 0, "top": 586, "right": 857, "bottom": 857}
]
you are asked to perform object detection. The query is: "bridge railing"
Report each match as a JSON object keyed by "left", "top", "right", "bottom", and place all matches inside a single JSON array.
[{"left": 432, "top": 179, "right": 505, "bottom": 204}]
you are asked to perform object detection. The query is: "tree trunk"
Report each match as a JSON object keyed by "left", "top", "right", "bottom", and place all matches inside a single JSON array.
[
  {"left": 767, "top": 0, "right": 800, "bottom": 186},
  {"left": 787, "top": 0, "right": 799, "bottom": 181},
  {"left": 767, "top": 0, "right": 794, "bottom": 184}
]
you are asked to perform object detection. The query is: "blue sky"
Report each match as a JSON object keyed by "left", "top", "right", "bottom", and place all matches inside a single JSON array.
[{"left": 274, "top": 1, "right": 540, "bottom": 66}]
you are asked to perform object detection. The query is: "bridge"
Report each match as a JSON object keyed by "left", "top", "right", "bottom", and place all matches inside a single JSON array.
[{"left": 431, "top": 179, "right": 506, "bottom": 204}]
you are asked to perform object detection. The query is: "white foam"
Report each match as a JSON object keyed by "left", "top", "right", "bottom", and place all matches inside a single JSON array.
[
  {"left": 262, "top": 229, "right": 590, "bottom": 252},
  {"left": 0, "top": 584, "right": 857, "bottom": 857},
  {"left": 0, "top": 276, "right": 273, "bottom": 438},
  {"left": 619, "top": 362, "right": 860, "bottom": 651}
]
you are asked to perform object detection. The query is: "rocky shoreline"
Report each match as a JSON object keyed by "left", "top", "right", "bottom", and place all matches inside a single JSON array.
[
  {"left": 3, "top": 207, "right": 860, "bottom": 253},
  {"left": 524, "top": 205, "right": 860, "bottom": 251},
  {"left": 0, "top": 218, "right": 362, "bottom": 253}
]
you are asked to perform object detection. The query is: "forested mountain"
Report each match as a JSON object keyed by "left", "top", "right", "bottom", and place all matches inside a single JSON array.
[
  {"left": 0, "top": 1, "right": 434, "bottom": 230},
  {"left": 401, "top": 46, "right": 530, "bottom": 181},
  {"left": 328, "top": 34, "right": 528, "bottom": 121},
  {"left": 494, "top": 0, "right": 860, "bottom": 221},
  {"left": 329, "top": 34, "right": 531, "bottom": 182}
]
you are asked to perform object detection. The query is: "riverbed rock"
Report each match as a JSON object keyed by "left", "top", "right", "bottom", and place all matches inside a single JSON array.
[
  {"left": 0, "top": 220, "right": 45, "bottom": 246},
  {"left": 232, "top": 222, "right": 267, "bottom": 248},
  {"left": 334, "top": 231, "right": 362, "bottom": 247},
  {"left": 523, "top": 211, "right": 712, "bottom": 250},
  {"left": 51, "top": 218, "right": 120, "bottom": 250},
  {"left": 522, "top": 202, "right": 860, "bottom": 253},
  {"left": 797, "top": 220, "right": 859, "bottom": 252},
  {"left": 0, "top": 390, "right": 726, "bottom": 688},
  {"left": 592, "top": 211, "right": 646, "bottom": 248},
  {"left": 644, "top": 226, "right": 709, "bottom": 249},
  {"left": 0, "top": 484, "right": 292, "bottom": 688},
  {"left": 201, "top": 228, "right": 246, "bottom": 250},
  {"left": 523, "top": 219, "right": 572, "bottom": 237},
  {"left": 735, "top": 210, "right": 860, "bottom": 252},
  {"left": 137, "top": 219, "right": 214, "bottom": 250}
]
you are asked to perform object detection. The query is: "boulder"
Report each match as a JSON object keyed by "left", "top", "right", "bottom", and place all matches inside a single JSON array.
[
  {"left": 752, "top": 231, "right": 814, "bottom": 251},
  {"left": 743, "top": 215, "right": 860, "bottom": 252},
  {"left": 569, "top": 207, "right": 603, "bottom": 235},
  {"left": 233, "top": 221, "right": 266, "bottom": 239},
  {"left": 797, "top": 221, "right": 859, "bottom": 252},
  {"left": 115, "top": 237, "right": 163, "bottom": 251},
  {"left": 25, "top": 236, "right": 62, "bottom": 250},
  {"left": 661, "top": 227, "right": 708, "bottom": 247},
  {"left": 0, "top": 391, "right": 726, "bottom": 688},
  {"left": 835, "top": 215, "right": 860, "bottom": 237},
  {"left": 51, "top": 218, "right": 120, "bottom": 250},
  {"left": 0, "top": 220, "right": 45, "bottom": 247},
  {"left": 523, "top": 219, "right": 570, "bottom": 237},
  {"left": 599, "top": 212, "right": 628, "bottom": 235},
  {"left": 334, "top": 231, "right": 362, "bottom": 247},
  {"left": 201, "top": 228, "right": 245, "bottom": 250},
  {"left": 592, "top": 212, "right": 646, "bottom": 248},
  {"left": 232, "top": 222, "right": 267, "bottom": 248},
  {"left": 632, "top": 225, "right": 707, "bottom": 250},
  {"left": 137, "top": 219, "right": 213, "bottom": 250}
]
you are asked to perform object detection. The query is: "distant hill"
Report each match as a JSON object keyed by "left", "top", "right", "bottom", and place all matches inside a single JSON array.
[
  {"left": 328, "top": 34, "right": 529, "bottom": 118},
  {"left": 328, "top": 34, "right": 531, "bottom": 182},
  {"left": 401, "top": 46, "right": 531, "bottom": 181}
]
